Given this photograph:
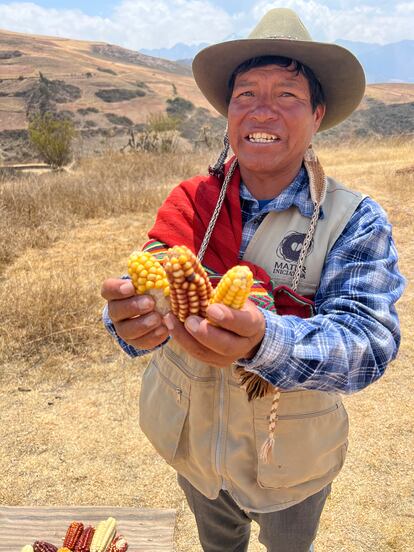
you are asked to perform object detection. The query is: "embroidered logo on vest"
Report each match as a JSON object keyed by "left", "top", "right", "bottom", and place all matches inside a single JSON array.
[{"left": 273, "top": 231, "right": 314, "bottom": 280}]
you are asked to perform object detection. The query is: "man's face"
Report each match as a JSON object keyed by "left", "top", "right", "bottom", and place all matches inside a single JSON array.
[{"left": 227, "top": 64, "right": 325, "bottom": 181}]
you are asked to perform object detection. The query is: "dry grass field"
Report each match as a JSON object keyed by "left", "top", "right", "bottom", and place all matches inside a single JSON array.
[{"left": 0, "top": 139, "right": 413, "bottom": 551}]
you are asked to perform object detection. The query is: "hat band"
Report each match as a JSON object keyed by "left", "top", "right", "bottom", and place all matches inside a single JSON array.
[{"left": 263, "top": 34, "right": 301, "bottom": 40}]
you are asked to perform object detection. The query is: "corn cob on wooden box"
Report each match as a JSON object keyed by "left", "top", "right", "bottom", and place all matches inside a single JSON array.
[{"left": 0, "top": 506, "right": 175, "bottom": 551}]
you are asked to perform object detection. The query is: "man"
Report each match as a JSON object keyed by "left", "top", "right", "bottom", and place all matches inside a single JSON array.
[{"left": 101, "top": 8, "right": 404, "bottom": 552}]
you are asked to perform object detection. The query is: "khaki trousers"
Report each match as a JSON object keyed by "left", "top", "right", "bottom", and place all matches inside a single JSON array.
[{"left": 178, "top": 474, "right": 330, "bottom": 552}]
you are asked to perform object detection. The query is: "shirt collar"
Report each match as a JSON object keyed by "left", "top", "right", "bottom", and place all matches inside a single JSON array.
[{"left": 239, "top": 166, "right": 324, "bottom": 219}]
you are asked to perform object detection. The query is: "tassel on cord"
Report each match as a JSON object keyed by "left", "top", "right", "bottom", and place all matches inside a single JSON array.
[
  {"left": 259, "top": 389, "right": 281, "bottom": 463},
  {"left": 208, "top": 128, "right": 230, "bottom": 178},
  {"left": 303, "top": 144, "right": 327, "bottom": 206},
  {"left": 237, "top": 368, "right": 274, "bottom": 399}
]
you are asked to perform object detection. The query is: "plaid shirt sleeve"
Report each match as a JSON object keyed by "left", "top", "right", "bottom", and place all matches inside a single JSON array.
[{"left": 237, "top": 197, "right": 406, "bottom": 393}]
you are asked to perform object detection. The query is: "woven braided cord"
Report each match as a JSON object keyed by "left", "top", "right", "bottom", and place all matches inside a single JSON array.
[
  {"left": 198, "top": 157, "right": 238, "bottom": 262},
  {"left": 208, "top": 129, "right": 230, "bottom": 178},
  {"left": 290, "top": 202, "right": 320, "bottom": 291},
  {"left": 260, "top": 146, "right": 327, "bottom": 463},
  {"left": 291, "top": 146, "right": 326, "bottom": 291}
]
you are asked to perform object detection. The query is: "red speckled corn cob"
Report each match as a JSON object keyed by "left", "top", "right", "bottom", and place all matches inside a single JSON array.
[
  {"left": 73, "top": 526, "right": 95, "bottom": 552},
  {"left": 107, "top": 535, "right": 128, "bottom": 552},
  {"left": 33, "top": 543, "right": 58, "bottom": 552},
  {"left": 63, "top": 521, "right": 84, "bottom": 550},
  {"left": 163, "top": 245, "right": 214, "bottom": 322}
]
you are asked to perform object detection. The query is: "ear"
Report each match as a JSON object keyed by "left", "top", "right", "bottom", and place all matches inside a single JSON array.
[{"left": 312, "top": 104, "right": 326, "bottom": 134}]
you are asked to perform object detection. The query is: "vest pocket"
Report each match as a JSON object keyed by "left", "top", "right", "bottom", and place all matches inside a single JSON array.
[
  {"left": 139, "top": 355, "right": 190, "bottom": 465},
  {"left": 253, "top": 399, "right": 349, "bottom": 489}
]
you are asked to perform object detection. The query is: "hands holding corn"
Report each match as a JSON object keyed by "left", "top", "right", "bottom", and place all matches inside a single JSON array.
[{"left": 101, "top": 246, "right": 265, "bottom": 366}]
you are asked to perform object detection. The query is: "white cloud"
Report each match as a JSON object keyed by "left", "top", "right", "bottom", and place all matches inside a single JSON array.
[
  {"left": 0, "top": 3, "right": 117, "bottom": 42},
  {"left": 111, "top": 0, "right": 233, "bottom": 49},
  {"left": 0, "top": 0, "right": 412, "bottom": 49},
  {"left": 252, "top": 0, "right": 414, "bottom": 44},
  {"left": 0, "top": 0, "right": 234, "bottom": 49}
]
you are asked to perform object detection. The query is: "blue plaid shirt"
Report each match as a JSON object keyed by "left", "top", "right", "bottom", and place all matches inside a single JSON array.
[{"left": 103, "top": 168, "right": 405, "bottom": 393}]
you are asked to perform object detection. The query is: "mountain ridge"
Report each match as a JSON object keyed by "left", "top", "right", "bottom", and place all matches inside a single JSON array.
[{"left": 141, "top": 39, "right": 414, "bottom": 84}]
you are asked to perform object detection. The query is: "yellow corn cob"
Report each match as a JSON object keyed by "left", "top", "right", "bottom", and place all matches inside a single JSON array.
[
  {"left": 90, "top": 517, "right": 116, "bottom": 552},
  {"left": 128, "top": 250, "right": 170, "bottom": 315},
  {"left": 20, "top": 546, "right": 34, "bottom": 552},
  {"left": 163, "top": 245, "right": 214, "bottom": 323},
  {"left": 57, "top": 549, "right": 72, "bottom": 552},
  {"left": 210, "top": 265, "right": 253, "bottom": 309}
]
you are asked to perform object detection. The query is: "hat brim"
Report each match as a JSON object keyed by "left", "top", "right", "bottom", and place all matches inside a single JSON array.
[{"left": 192, "top": 38, "right": 366, "bottom": 131}]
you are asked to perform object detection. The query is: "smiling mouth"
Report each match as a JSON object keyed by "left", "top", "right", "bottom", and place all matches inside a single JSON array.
[{"left": 247, "top": 132, "right": 281, "bottom": 143}]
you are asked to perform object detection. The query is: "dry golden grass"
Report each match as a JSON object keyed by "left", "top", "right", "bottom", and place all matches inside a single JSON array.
[
  {"left": 0, "top": 150, "right": 203, "bottom": 276},
  {"left": 0, "top": 151, "right": 208, "bottom": 366},
  {"left": 0, "top": 140, "right": 413, "bottom": 551}
]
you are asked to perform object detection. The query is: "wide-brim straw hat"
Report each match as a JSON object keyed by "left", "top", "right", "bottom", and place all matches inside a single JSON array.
[{"left": 192, "top": 8, "right": 365, "bottom": 131}]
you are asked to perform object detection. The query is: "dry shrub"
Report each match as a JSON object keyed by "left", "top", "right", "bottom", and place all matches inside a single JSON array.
[
  {"left": 147, "top": 112, "right": 179, "bottom": 132},
  {"left": 28, "top": 112, "right": 76, "bottom": 167},
  {"left": 131, "top": 129, "right": 180, "bottom": 153}
]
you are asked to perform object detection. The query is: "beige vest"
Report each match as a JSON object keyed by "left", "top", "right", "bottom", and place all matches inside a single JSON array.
[{"left": 139, "top": 177, "right": 363, "bottom": 512}]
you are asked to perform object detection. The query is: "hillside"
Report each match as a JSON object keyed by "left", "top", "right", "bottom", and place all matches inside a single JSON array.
[
  {"left": 0, "top": 28, "right": 221, "bottom": 162},
  {"left": 0, "top": 28, "right": 413, "bottom": 162},
  {"left": 316, "top": 84, "right": 414, "bottom": 143},
  {"left": 0, "top": 28, "right": 213, "bottom": 131}
]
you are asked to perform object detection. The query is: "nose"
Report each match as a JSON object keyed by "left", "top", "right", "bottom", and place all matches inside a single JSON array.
[{"left": 250, "top": 97, "right": 279, "bottom": 121}]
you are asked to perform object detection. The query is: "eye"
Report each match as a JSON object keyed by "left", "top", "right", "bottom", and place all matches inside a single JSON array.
[
  {"left": 281, "top": 91, "right": 295, "bottom": 97},
  {"left": 237, "top": 90, "right": 254, "bottom": 98}
]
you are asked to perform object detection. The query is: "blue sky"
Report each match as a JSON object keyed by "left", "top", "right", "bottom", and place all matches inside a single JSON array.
[{"left": 0, "top": 0, "right": 413, "bottom": 49}]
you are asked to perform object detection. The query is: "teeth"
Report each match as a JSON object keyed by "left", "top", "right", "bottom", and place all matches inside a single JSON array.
[{"left": 248, "top": 132, "right": 279, "bottom": 143}]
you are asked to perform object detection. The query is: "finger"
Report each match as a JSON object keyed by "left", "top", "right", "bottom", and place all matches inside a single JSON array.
[
  {"left": 127, "top": 324, "right": 170, "bottom": 351},
  {"left": 205, "top": 299, "right": 265, "bottom": 338},
  {"left": 173, "top": 324, "right": 236, "bottom": 366},
  {"left": 184, "top": 315, "right": 253, "bottom": 358},
  {"left": 108, "top": 294, "right": 155, "bottom": 323},
  {"left": 101, "top": 278, "right": 136, "bottom": 301},
  {"left": 116, "top": 311, "right": 165, "bottom": 341},
  {"left": 164, "top": 313, "right": 236, "bottom": 366}
]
